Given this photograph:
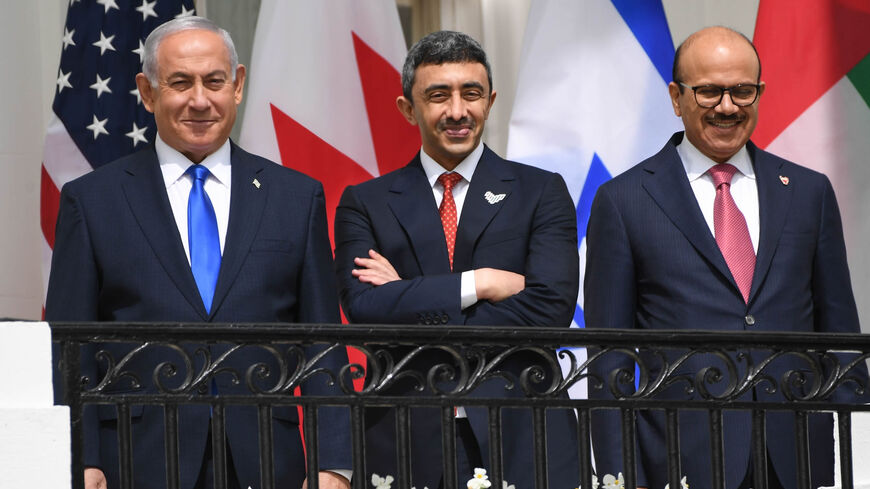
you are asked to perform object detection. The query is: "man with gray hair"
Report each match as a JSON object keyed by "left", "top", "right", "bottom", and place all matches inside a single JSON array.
[
  {"left": 334, "top": 30, "right": 580, "bottom": 489},
  {"left": 47, "top": 16, "right": 350, "bottom": 489}
]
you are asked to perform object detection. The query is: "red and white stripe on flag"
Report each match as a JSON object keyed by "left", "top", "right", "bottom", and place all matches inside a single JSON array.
[
  {"left": 240, "top": 1, "right": 421, "bottom": 389},
  {"left": 40, "top": 0, "right": 196, "bottom": 306}
]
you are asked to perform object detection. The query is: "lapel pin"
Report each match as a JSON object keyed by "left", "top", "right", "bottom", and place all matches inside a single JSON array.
[
  {"left": 484, "top": 191, "right": 506, "bottom": 204},
  {"left": 779, "top": 175, "right": 789, "bottom": 186},
  {"left": 253, "top": 178, "right": 261, "bottom": 189}
]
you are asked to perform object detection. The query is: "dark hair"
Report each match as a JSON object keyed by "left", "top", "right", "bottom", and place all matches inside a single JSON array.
[
  {"left": 401, "top": 30, "right": 492, "bottom": 101},
  {"left": 672, "top": 26, "right": 761, "bottom": 91}
]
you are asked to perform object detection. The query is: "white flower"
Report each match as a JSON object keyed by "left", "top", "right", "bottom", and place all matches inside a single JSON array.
[
  {"left": 502, "top": 480, "right": 515, "bottom": 489},
  {"left": 664, "top": 476, "right": 689, "bottom": 489},
  {"left": 371, "top": 473, "right": 394, "bottom": 489},
  {"left": 467, "top": 468, "right": 492, "bottom": 489},
  {"left": 600, "top": 472, "right": 625, "bottom": 489}
]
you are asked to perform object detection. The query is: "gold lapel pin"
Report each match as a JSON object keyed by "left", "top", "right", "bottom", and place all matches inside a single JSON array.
[{"left": 253, "top": 178, "right": 261, "bottom": 189}]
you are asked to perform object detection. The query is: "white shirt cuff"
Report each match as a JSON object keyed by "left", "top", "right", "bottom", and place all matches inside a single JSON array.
[
  {"left": 460, "top": 270, "right": 478, "bottom": 310},
  {"left": 325, "top": 469, "right": 352, "bottom": 483}
]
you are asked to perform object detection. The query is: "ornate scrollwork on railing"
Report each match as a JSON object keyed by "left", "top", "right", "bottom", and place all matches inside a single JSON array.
[
  {"left": 578, "top": 345, "right": 869, "bottom": 403},
  {"left": 342, "top": 343, "right": 567, "bottom": 398},
  {"left": 74, "top": 329, "right": 868, "bottom": 405},
  {"left": 86, "top": 342, "right": 349, "bottom": 397}
]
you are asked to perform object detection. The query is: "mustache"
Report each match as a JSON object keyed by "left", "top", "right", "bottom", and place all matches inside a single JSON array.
[
  {"left": 707, "top": 113, "right": 745, "bottom": 122},
  {"left": 439, "top": 118, "right": 474, "bottom": 130}
]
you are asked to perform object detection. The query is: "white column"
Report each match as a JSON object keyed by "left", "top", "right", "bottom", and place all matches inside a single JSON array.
[{"left": 0, "top": 321, "right": 70, "bottom": 488}]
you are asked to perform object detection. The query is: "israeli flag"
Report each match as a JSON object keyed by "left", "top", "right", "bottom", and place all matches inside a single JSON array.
[{"left": 507, "top": 0, "right": 682, "bottom": 398}]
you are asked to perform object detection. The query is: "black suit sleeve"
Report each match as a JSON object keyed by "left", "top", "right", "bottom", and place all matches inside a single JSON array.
[
  {"left": 295, "top": 182, "right": 352, "bottom": 470},
  {"left": 334, "top": 184, "right": 463, "bottom": 325},
  {"left": 583, "top": 184, "right": 650, "bottom": 485},
  {"left": 811, "top": 176, "right": 867, "bottom": 403},
  {"left": 463, "top": 172, "right": 579, "bottom": 327},
  {"left": 45, "top": 183, "right": 103, "bottom": 470}
]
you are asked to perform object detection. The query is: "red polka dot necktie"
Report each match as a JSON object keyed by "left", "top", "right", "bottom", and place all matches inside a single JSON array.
[
  {"left": 438, "top": 172, "right": 464, "bottom": 270},
  {"left": 710, "top": 163, "right": 755, "bottom": 303}
]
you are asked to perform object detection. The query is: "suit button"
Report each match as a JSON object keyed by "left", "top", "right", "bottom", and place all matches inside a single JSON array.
[
  {"left": 745, "top": 314, "right": 756, "bottom": 326},
  {"left": 441, "top": 314, "right": 449, "bottom": 323}
]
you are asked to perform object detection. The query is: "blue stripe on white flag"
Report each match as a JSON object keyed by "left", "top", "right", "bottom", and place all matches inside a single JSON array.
[{"left": 611, "top": 0, "right": 675, "bottom": 83}]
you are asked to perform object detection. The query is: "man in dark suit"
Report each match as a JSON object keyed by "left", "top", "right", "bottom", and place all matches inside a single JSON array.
[
  {"left": 46, "top": 17, "right": 350, "bottom": 489},
  {"left": 585, "top": 26, "right": 864, "bottom": 489},
  {"left": 334, "top": 31, "right": 580, "bottom": 488}
]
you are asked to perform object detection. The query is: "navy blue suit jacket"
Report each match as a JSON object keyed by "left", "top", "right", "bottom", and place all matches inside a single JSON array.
[
  {"left": 334, "top": 146, "right": 580, "bottom": 488},
  {"left": 46, "top": 142, "right": 350, "bottom": 489},
  {"left": 585, "top": 132, "right": 863, "bottom": 489}
]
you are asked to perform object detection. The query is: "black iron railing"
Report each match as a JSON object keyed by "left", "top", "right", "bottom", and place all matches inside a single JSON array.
[{"left": 50, "top": 323, "right": 870, "bottom": 489}]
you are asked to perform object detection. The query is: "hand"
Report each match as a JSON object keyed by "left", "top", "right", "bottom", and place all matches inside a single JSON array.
[
  {"left": 474, "top": 268, "right": 525, "bottom": 302},
  {"left": 84, "top": 468, "right": 107, "bottom": 489},
  {"left": 302, "top": 471, "right": 351, "bottom": 489},
  {"left": 352, "top": 249, "right": 401, "bottom": 286}
]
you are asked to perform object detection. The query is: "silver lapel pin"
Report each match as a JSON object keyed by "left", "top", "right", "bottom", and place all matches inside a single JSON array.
[{"left": 484, "top": 191, "right": 506, "bottom": 204}]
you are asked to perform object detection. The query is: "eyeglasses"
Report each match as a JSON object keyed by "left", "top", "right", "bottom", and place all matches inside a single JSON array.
[{"left": 677, "top": 82, "right": 760, "bottom": 108}]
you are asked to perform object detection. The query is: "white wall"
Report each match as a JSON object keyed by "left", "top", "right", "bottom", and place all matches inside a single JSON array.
[{"left": 0, "top": 0, "right": 64, "bottom": 319}]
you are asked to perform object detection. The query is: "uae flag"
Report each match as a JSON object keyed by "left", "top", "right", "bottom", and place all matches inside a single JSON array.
[{"left": 753, "top": 0, "right": 870, "bottom": 330}]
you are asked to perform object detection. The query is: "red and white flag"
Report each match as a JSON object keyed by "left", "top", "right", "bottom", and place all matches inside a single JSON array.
[
  {"left": 753, "top": 0, "right": 870, "bottom": 329},
  {"left": 239, "top": 0, "right": 419, "bottom": 246}
]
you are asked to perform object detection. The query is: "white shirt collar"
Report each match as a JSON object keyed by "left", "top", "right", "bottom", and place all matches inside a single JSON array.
[
  {"left": 678, "top": 135, "right": 754, "bottom": 183},
  {"left": 419, "top": 143, "right": 484, "bottom": 187},
  {"left": 156, "top": 134, "right": 232, "bottom": 189}
]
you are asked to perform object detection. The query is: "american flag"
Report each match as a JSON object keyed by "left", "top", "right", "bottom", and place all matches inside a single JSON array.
[{"left": 40, "top": 0, "right": 196, "bottom": 299}]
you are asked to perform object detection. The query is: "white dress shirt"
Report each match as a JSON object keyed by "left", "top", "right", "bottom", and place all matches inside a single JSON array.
[
  {"left": 419, "top": 143, "right": 485, "bottom": 310},
  {"left": 157, "top": 134, "right": 232, "bottom": 262},
  {"left": 677, "top": 138, "right": 760, "bottom": 253}
]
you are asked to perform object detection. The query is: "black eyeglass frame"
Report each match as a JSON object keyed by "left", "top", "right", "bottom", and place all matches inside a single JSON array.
[{"left": 676, "top": 81, "right": 761, "bottom": 108}]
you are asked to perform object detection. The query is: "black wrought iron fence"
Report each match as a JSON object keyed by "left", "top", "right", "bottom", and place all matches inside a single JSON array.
[{"left": 50, "top": 323, "right": 870, "bottom": 489}]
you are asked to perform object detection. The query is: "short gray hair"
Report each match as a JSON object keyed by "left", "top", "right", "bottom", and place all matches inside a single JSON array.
[
  {"left": 401, "top": 30, "right": 492, "bottom": 102},
  {"left": 142, "top": 16, "right": 238, "bottom": 88}
]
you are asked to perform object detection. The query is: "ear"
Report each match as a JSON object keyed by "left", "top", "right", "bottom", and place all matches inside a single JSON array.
[
  {"left": 135, "top": 73, "right": 156, "bottom": 114},
  {"left": 396, "top": 95, "right": 417, "bottom": 125},
  {"left": 667, "top": 81, "right": 682, "bottom": 117},
  {"left": 757, "top": 80, "right": 766, "bottom": 100},
  {"left": 484, "top": 90, "right": 497, "bottom": 119},
  {"left": 233, "top": 64, "right": 246, "bottom": 105}
]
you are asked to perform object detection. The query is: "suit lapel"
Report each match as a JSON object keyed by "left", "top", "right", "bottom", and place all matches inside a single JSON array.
[
  {"left": 748, "top": 142, "right": 792, "bottom": 303},
  {"left": 387, "top": 156, "right": 452, "bottom": 274},
  {"left": 121, "top": 148, "right": 208, "bottom": 318},
  {"left": 642, "top": 134, "right": 738, "bottom": 290},
  {"left": 209, "top": 144, "right": 268, "bottom": 317},
  {"left": 453, "top": 147, "right": 513, "bottom": 272}
]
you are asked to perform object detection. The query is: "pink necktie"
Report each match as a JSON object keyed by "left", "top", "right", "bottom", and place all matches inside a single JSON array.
[
  {"left": 438, "top": 172, "right": 463, "bottom": 270},
  {"left": 710, "top": 164, "right": 755, "bottom": 303}
]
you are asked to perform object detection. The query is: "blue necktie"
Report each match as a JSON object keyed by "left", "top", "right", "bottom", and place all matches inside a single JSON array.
[{"left": 186, "top": 164, "right": 221, "bottom": 314}]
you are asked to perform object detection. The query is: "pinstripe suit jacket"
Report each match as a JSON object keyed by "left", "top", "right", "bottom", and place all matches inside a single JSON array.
[{"left": 584, "top": 132, "right": 863, "bottom": 489}]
